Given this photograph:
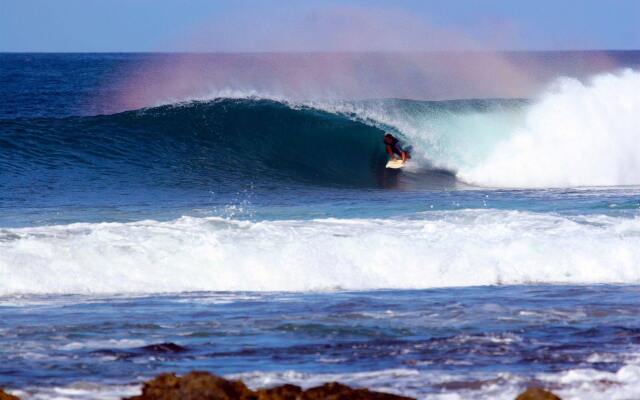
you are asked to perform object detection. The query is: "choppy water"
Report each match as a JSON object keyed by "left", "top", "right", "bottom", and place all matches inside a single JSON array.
[
  {"left": 2, "top": 288, "right": 640, "bottom": 400},
  {"left": 1, "top": 53, "right": 640, "bottom": 399}
]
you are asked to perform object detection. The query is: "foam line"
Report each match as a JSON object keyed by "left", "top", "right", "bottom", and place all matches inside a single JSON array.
[{"left": 2, "top": 211, "right": 640, "bottom": 295}]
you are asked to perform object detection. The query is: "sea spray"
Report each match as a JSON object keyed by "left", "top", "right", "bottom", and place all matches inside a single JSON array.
[{"left": 458, "top": 69, "right": 640, "bottom": 187}]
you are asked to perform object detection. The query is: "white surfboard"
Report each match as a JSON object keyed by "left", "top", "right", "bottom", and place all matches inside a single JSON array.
[{"left": 385, "top": 159, "right": 405, "bottom": 169}]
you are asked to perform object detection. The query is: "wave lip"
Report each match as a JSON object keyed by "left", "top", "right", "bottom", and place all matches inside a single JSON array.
[{"left": 1, "top": 210, "right": 639, "bottom": 295}]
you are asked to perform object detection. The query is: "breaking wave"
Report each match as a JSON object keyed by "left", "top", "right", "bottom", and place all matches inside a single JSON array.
[
  {"left": 2, "top": 69, "right": 638, "bottom": 192},
  {"left": 2, "top": 210, "right": 640, "bottom": 295}
]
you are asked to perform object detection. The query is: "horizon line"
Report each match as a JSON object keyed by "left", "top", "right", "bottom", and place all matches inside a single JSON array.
[{"left": 2, "top": 49, "right": 640, "bottom": 55}]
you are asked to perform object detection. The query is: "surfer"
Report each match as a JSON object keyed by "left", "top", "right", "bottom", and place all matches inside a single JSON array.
[{"left": 383, "top": 133, "right": 410, "bottom": 162}]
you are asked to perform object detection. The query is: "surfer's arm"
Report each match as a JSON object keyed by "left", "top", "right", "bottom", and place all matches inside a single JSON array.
[
  {"left": 386, "top": 145, "right": 401, "bottom": 160},
  {"left": 385, "top": 145, "right": 395, "bottom": 158}
]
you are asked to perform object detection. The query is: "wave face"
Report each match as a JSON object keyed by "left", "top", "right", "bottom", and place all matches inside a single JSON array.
[
  {"left": 2, "top": 211, "right": 640, "bottom": 295},
  {"left": 0, "top": 99, "right": 394, "bottom": 193},
  {"left": 0, "top": 95, "right": 520, "bottom": 205}
]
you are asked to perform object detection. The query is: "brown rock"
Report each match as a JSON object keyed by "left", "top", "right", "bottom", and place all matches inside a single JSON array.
[
  {"left": 304, "top": 382, "right": 353, "bottom": 399},
  {"left": 0, "top": 388, "right": 20, "bottom": 400},
  {"left": 302, "top": 382, "right": 413, "bottom": 400},
  {"left": 516, "top": 387, "right": 562, "bottom": 400},
  {"left": 124, "top": 371, "right": 255, "bottom": 400},
  {"left": 124, "top": 372, "right": 415, "bottom": 400},
  {"left": 256, "top": 384, "right": 302, "bottom": 400}
]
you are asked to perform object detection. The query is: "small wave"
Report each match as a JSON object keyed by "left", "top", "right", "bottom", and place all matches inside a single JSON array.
[{"left": 1, "top": 210, "right": 639, "bottom": 295}]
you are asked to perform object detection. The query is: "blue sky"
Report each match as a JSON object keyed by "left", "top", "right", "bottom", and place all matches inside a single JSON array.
[{"left": 1, "top": 0, "right": 639, "bottom": 52}]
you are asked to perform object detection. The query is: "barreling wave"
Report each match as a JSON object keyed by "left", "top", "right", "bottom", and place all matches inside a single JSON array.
[
  {"left": 0, "top": 95, "right": 521, "bottom": 196},
  {"left": 0, "top": 99, "right": 396, "bottom": 190},
  {"left": 2, "top": 69, "right": 640, "bottom": 192}
]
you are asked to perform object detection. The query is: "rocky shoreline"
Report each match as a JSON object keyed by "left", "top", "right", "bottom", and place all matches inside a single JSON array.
[{"left": 1, "top": 371, "right": 562, "bottom": 400}]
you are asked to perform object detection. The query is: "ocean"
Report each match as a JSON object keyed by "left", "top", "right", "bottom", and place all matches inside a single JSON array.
[{"left": 1, "top": 52, "right": 640, "bottom": 399}]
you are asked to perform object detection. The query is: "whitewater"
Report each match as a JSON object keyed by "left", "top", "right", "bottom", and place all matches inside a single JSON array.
[
  {"left": 2, "top": 210, "right": 640, "bottom": 295},
  {"left": 1, "top": 53, "right": 640, "bottom": 400}
]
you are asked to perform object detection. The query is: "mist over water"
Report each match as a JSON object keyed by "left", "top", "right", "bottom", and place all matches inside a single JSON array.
[{"left": 113, "top": 51, "right": 634, "bottom": 111}]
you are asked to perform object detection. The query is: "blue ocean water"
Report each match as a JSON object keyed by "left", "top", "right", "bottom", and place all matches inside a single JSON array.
[
  {"left": 1, "top": 53, "right": 640, "bottom": 399},
  {"left": 2, "top": 287, "right": 640, "bottom": 400}
]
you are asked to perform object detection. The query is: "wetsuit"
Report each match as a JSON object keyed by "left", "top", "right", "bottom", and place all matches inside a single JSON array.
[{"left": 384, "top": 136, "right": 404, "bottom": 157}]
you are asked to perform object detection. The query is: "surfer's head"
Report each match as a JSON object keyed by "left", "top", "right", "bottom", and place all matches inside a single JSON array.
[{"left": 384, "top": 133, "right": 394, "bottom": 144}]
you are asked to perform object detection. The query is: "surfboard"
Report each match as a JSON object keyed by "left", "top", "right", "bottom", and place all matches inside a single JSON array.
[{"left": 385, "top": 159, "right": 405, "bottom": 169}]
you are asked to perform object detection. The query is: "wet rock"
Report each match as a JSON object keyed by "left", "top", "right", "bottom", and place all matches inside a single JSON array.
[
  {"left": 301, "top": 382, "right": 413, "bottom": 399},
  {"left": 516, "top": 387, "right": 562, "bottom": 400},
  {"left": 125, "top": 371, "right": 254, "bottom": 400},
  {"left": 255, "top": 384, "right": 302, "bottom": 400},
  {"left": 124, "top": 371, "right": 415, "bottom": 400},
  {"left": 140, "top": 343, "right": 188, "bottom": 353},
  {"left": 0, "top": 388, "right": 20, "bottom": 400}
]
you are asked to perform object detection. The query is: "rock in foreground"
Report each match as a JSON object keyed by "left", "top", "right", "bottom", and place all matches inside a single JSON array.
[
  {"left": 124, "top": 371, "right": 415, "bottom": 400},
  {"left": 0, "top": 389, "right": 20, "bottom": 400},
  {"left": 1, "top": 376, "right": 565, "bottom": 400},
  {"left": 516, "top": 387, "right": 562, "bottom": 400}
]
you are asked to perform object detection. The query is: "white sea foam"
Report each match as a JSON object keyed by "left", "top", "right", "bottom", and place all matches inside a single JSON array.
[
  {"left": 232, "top": 360, "right": 640, "bottom": 400},
  {"left": 538, "top": 363, "right": 640, "bottom": 400},
  {"left": 1, "top": 210, "right": 640, "bottom": 295},
  {"left": 10, "top": 383, "right": 139, "bottom": 400},
  {"left": 151, "top": 88, "right": 289, "bottom": 109},
  {"left": 59, "top": 339, "right": 147, "bottom": 351},
  {"left": 460, "top": 70, "right": 640, "bottom": 187}
]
